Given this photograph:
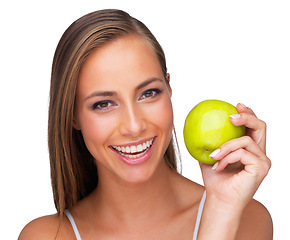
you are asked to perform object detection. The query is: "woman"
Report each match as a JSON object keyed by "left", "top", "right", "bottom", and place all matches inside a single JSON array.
[{"left": 19, "top": 9, "right": 272, "bottom": 239}]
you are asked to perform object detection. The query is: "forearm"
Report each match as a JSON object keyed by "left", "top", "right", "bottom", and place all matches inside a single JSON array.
[{"left": 197, "top": 196, "right": 244, "bottom": 240}]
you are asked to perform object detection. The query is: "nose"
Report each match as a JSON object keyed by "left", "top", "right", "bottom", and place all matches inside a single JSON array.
[{"left": 119, "top": 103, "right": 146, "bottom": 137}]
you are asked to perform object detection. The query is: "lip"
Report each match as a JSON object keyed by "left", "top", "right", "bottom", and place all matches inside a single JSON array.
[{"left": 110, "top": 137, "right": 156, "bottom": 165}]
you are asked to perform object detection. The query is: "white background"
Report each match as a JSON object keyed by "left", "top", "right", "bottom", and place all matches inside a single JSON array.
[{"left": 1, "top": 0, "right": 289, "bottom": 239}]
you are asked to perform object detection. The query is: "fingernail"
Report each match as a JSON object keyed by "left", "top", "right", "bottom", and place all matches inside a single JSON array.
[
  {"left": 212, "top": 162, "right": 219, "bottom": 170},
  {"left": 209, "top": 148, "right": 220, "bottom": 158},
  {"left": 240, "top": 103, "right": 247, "bottom": 109},
  {"left": 230, "top": 114, "right": 241, "bottom": 119}
]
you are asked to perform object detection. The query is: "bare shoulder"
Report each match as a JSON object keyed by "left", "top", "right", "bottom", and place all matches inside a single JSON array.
[
  {"left": 172, "top": 171, "right": 205, "bottom": 204},
  {"left": 18, "top": 213, "right": 73, "bottom": 240},
  {"left": 236, "top": 199, "right": 273, "bottom": 240}
]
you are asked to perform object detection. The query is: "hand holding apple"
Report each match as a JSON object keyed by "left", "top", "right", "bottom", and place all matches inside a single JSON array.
[
  {"left": 194, "top": 103, "right": 272, "bottom": 240},
  {"left": 196, "top": 102, "right": 271, "bottom": 204},
  {"left": 183, "top": 99, "right": 246, "bottom": 164}
]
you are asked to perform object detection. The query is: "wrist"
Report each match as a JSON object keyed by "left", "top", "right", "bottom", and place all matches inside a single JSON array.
[
  {"left": 197, "top": 194, "right": 244, "bottom": 240},
  {"left": 205, "top": 192, "right": 246, "bottom": 213}
]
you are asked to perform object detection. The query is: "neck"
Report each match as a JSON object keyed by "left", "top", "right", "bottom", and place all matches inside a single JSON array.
[{"left": 91, "top": 160, "right": 179, "bottom": 227}]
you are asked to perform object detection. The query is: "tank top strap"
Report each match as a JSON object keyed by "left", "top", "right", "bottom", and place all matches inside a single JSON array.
[
  {"left": 192, "top": 190, "right": 206, "bottom": 240},
  {"left": 64, "top": 191, "right": 206, "bottom": 240},
  {"left": 64, "top": 209, "right": 82, "bottom": 240}
]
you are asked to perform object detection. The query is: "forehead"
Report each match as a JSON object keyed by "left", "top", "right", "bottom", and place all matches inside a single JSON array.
[{"left": 77, "top": 35, "right": 164, "bottom": 92}]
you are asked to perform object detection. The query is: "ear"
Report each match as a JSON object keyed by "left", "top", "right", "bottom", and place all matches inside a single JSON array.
[
  {"left": 166, "top": 73, "right": 170, "bottom": 83},
  {"left": 72, "top": 117, "right": 81, "bottom": 130},
  {"left": 166, "top": 73, "right": 172, "bottom": 98}
]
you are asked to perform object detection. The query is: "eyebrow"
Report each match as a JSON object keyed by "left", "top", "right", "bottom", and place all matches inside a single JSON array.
[
  {"left": 135, "top": 77, "right": 163, "bottom": 90},
  {"left": 84, "top": 91, "right": 117, "bottom": 101},
  {"left": 84, "top": 77, "right": 163, "bottom": 101}
]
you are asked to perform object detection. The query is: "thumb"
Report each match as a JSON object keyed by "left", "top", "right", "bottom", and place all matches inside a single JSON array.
[{"left": 199, "top": 162, "right": 215, "bottom": 182}]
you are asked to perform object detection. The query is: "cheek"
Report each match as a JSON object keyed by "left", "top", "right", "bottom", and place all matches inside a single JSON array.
[
  {"left": 77, "top": 111, "right": 116, "bottom": 152},
  {"left": 148, "top": 96, "right": 173, "bottom": 132}
]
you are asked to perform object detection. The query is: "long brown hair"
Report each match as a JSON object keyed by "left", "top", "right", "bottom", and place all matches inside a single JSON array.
[{"left": 48, "top": 9, "right": 179, "bottom": 217}]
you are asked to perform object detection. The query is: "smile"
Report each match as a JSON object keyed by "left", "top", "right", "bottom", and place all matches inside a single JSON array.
[{"left": 111, "top": 138, "right": 154, "bottom": 159}]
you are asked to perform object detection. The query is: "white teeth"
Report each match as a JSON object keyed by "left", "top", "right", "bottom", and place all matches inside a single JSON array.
[
  {"left": 137, "top": 144, "right": 143, "bottom": 152},
  {"left": 131, "top": 145, "right": 137, "bottom": 153},
  {"left": 112, "top": 138, "right": 154, "bottom": 156},
  {"left": 125, "top": 146, "right": 130, "bottom": 153}
]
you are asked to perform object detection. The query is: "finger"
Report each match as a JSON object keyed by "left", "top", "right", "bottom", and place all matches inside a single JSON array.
[
  {"left": 230, "top": 112, "right": 266, "bottom": 132},
  {"left": 236, "top": 103, "right": 256, "bottom": 117},
  {"left": 213, "top": 148, "right": 256, "bottom": 172},
  {"left": 213, "top": 148, "right": 271, "bottom": 179},
  {"left": 229, "top": 113, "right": 267, "bottom": 152},
  {"left": 210, "top": 136, "right": 265, "bottom": 161}
]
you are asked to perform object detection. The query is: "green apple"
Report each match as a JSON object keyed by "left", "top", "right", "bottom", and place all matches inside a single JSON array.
[{"left": 183, "top": 99, "right": 246, "bottom": 164}]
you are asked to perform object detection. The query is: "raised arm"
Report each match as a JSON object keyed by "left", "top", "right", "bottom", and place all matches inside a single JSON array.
[{"left": 197, "top": 103, "right": 272, "bottom": 239}]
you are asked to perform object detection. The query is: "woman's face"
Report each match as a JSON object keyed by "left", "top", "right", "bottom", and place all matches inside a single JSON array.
[{"left": 74, "top": 35, "right": 173, "bottom": 184}]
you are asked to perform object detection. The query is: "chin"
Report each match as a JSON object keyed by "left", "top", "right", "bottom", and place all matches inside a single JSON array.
[{"left": 114, "top": 155, "right": 166, "bottom": 186}]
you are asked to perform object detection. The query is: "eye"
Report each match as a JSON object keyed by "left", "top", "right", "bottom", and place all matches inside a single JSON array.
[
  {"left": 91, "top": 100, "right": 115, "bottom": 111},
  {"left": 139, "top": 88, "right": 162, "bottom": 100}
]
